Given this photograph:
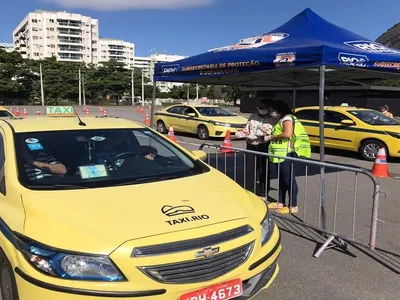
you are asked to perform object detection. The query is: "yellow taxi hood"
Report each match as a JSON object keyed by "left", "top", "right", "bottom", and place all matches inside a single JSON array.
[
  {"left": 206, "top": 116, "right": 247, "bottom": 124},
  {"left": 20, "top": 170, "right": 259, "bottom": 255}
]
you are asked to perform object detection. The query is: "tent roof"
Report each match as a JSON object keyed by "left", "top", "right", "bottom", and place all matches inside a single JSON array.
[{"left": 154, "top": 8, "right": 400, "bottom": 87}]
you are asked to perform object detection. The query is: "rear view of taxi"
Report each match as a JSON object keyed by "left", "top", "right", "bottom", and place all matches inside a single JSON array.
[{"left": 0, "top": 107, "right": 281, "bottom": 300}]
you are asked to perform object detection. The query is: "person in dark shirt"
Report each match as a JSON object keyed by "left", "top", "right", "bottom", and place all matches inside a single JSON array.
[
  {"left": 242, "top": 98, "right": 280, "bottom": 197},
  {"left": 24, "top": 150, "right": 67, "bottom": 181}
]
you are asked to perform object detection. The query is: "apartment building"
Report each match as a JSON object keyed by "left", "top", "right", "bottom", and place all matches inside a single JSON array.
[
  {"left": 13, "top": 10, "right": 99, "bottom": 63},
  {"left": 0, "top": 43, "right": 14, "bottom": 53},
  {"left": 133, "top": 53, "right": 187, "bottom": 93},
  {"left": 98, "top": 38, "right": 135, "bottom": 67}
]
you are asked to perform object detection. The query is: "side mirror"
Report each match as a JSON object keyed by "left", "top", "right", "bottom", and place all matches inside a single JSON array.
[
  {"left": 341, "top": 119, "right": 355, "bottom": 126},
  {"left": 187, "top": 113, "right": 196, "bottom": 117},
  {"left": 233, "top": 113, "right": 238, "bottom": 116},
  {"left": 191, "top": 150, "right": 207, "bottom": 161}
]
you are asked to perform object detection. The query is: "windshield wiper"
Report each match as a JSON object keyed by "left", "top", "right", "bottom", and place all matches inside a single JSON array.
[
  {"left": 26, "top": 184, "right": 90, "bottom": 190},
  {"left": 111, "top": 175, "right": 181, "bottom": 187}
]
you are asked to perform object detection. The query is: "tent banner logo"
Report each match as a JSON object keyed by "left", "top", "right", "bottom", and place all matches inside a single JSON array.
[
  {"left": 209, "top": 32, "right": 289, "bottom": 52},
  {"left": 338, "top": 52, "right": 368, "bottom": 67},
  {"left": 344, "top": 41, "right": 400, "bottom": 54},
  {"left": 274, "top": 52, "right": 296, "bottom": 66},
  {"left": 162, "top": 64, "right": 180, "bottom": 74}
]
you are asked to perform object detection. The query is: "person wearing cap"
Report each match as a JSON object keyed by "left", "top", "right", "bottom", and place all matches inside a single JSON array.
[
  {"left": 380, "top": 105, "right": 394, "bottom": 118},
  {"left": 238, "top": 97, "right": 280, "bottom": 197}
]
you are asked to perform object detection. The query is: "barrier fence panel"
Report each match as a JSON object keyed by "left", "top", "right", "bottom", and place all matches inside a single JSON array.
[{"left": 200, "top": 143, "right": 381, "bottom": 258}]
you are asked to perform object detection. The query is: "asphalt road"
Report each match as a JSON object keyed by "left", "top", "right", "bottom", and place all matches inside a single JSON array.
[{"left": 11, "top": 105, "right": 400, "bottom": 300}]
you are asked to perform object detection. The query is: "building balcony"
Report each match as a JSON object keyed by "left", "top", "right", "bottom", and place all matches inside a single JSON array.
[
  {"left": 58, "top": 39, "right": 82, "bottom": 45},
  {"left": 59, "top": 48, "right": 83, "bottom": 53},
  {"left": 57, "top": 22, "right": 81, "bottom": 28},
  {"left": 59, "top": 54, "right": 83, "bottom": 61},
  {"left": 58, "top": 30, "right": 82, "bottom": 37}
]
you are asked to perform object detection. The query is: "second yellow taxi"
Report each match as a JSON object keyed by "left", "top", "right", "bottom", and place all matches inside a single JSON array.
[
  {"left": 0, "top": 106, "right": 281, "bottom": 300},
  {"left": 154, "top": 104, "right": 248, "bottom": 139},
  {"left": 294, "top": 105, "right": 400, "bottom": 161}
]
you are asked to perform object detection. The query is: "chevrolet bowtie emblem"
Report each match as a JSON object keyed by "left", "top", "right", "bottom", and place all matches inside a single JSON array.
[{"left": 195, "top": 247, "right": 220, "bottom": 259}]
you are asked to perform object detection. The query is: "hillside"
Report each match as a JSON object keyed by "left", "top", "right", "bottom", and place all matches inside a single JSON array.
[{"left": 376, "top": 23, "right": 400, "bottom": 49}]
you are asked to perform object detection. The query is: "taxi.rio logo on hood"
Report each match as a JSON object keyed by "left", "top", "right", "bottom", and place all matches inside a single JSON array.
[
  {"left": 344, "top": 41, "right": 400, "bottom": 54},
  {"left": 209, "top": 32, "right": 289, "bottom": 52}
]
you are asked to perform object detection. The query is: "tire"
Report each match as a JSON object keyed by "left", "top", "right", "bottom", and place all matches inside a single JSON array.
[
  {"left": 359, "top": 139, "right": 387, "bottom": 161},
  {"left": 197, "top": 125, "right": 209, "bottom": 140},
  {"left": 0, "top": 249, "right": 19, "bottom": 300},
  {"left": 156, "top": 120, "right": 167, "bottom": 134}
]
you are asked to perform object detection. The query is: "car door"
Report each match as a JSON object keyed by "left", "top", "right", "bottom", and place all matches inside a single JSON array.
[
  {"left": 165, "top": 106, "right": 185, "bottom": 131},
  {"left": 181, "top": 106, "right": 200, "bottom": 134},
  {"left": 294, "top": 109, "right": 320, "bottom": 145},
  {"left": 324, "top": 110, "right": 357, "bottom": 150}
]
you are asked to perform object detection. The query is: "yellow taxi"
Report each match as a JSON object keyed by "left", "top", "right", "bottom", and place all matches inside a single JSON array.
[
  {"left": 0, "top": 106, "right": 281, "bottom": 300},
  {"left": 0, "top": 106, "right": 14, "bottom": 118},
  {"left": 294, "top": 105, "right": 400, "bottom": 161},
  {"left": 154, "top": 104, "right": 248, "bottom": 139}
]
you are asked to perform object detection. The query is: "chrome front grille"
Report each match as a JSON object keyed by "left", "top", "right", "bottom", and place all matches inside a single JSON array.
[
  {"left": 139, "top": 242, "right": 254, "bottom": 284},
  {"left": 132, "top": 225, "right": 253, "bottom": 257}
]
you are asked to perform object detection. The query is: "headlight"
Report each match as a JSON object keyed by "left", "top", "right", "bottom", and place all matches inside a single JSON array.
[
  {"left": 212, "top": 121, "right": 231, "bottom": 127},
  {"left": 261, "top": 211, "right": 275, "bottom": 246},
  {"left": 15, "top": 235, "right": 125, "bottom": 281},
  {"left": 385, "top": 131, "right": 400, "bottom": 139}
]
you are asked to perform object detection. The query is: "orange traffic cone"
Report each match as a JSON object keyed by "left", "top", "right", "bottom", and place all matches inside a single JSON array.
[
  {"left": 168, "top": 126, "right": 177, "bottom": 143},
  {"left": 103, "top": 110, "right": 107, "bottom": 116},
  {"left": 23, "top": 108, "right": 28, "bottom": 117},
  {"left": 100, "top": 107, "right": 104, "bottom": 114},
  {"left": 15, "top": 108, "right": 20, "bottom": 116},
  {"left": 372, "top": 148, "right": 389, "bottom": 178},
  {"left": 85, "top": 110, "right": 90, "bottom": 115},
  {"left": 220, "top": 131, "right": 234, "bottom": 153},
  {"left": 36, "top": 110, "right": 40, "bottom": 116},
  {"left": 136, "top": 106, "right": 140, "bottom": 112},
  {"left": 144, "top": 114, "right": 150, "bottom": 126},
  {"left": 148, "top": 106, "right": 152, "bottom": 111},
  {"left": 83, "top": 105, "right": 87, "bottom": 113}
]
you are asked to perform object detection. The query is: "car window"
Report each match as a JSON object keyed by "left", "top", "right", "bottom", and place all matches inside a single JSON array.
[
  {"left": 324, "top": 111, "right": 352, "bottom": 123},
  {"left": 167, "top": 106, "right": 184, "bottom": 115},
  {"left": 15, "top": 129, "right": 208, "bottom": 190},
  {"left": 0, "top": 111, "right": 12, "bottom": 118},
  {"left": 348, "top": 110, "right": 400, "bottom": 126},
  {"left": 195, "top": 107, "right": 234, "bottom": 117},
  {"left": 294, "top": 109, "right": 319, "bottom": 121},
  {"left": 182, "top": 107, "right": 197, "bottom": 116}
]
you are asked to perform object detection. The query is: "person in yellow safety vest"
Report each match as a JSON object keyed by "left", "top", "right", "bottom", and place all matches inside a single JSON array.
[{"left": 264, "top": 100, "right": 311, "bottom": 214}]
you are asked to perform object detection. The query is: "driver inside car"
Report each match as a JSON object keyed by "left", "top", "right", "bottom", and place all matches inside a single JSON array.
[
  {"left": 95, "top": 135, "right": 158, "bottom": 168},
  {"left": 23, "top": 143, "right": 67, "bottom": 180}
]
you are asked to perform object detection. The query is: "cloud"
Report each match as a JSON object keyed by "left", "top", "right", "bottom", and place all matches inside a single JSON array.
[{"left": 41, "top": 0, "right": 216, "bottom": 11}]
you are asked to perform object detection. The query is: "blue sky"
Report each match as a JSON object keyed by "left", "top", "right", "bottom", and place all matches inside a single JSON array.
[{"left": 1, "top": 0, "right": 399, "bottom": 57}]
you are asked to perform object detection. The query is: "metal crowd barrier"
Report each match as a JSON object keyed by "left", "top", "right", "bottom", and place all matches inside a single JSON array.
[{"left": 199, "top": 143, "right": 381, "bottom": 258}]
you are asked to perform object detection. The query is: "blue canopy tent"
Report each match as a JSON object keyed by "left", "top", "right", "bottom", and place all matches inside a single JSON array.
[{"left": 151, "top": 8, "right": 400, "bottom": 236}]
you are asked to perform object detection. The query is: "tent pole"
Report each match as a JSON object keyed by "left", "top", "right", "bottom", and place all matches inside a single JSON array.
[
  {"left": 150, "top": 82, "right": 156, "bottom": 129},
  {"left": 319, "top": 65, "right": 327, "bottom": 231},
  {"left": 292, "top": 89, "right": 296, "bottom": 110}
]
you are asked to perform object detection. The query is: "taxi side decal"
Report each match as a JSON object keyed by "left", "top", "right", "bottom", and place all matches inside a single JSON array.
[
  {"left": 300, "top": 121, "right": 387, "bottom": 136},
  {"left": 155, "top": 112, "right": 210, "bottom": 124}
]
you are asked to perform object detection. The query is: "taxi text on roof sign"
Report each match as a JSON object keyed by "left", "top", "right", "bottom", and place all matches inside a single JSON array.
[{"left": 46, "top": 106, "right": 75, "bottom": 117}]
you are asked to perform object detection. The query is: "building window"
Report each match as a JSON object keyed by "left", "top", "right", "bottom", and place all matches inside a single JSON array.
[
  {"left": 50, "top": 28, "right": 54, "bottom": 31},
  {"left": 50, "top": 45, "right": 55, "bottom": 48},
  {"left": 32, "top": 36, "right": 38, "bottom": 40},
  {"left": 32, "top": 28, "right": 38, "bottom": 31},
  {"left": 32, "top": 19, "right": 38, "bottom": 23},
  {"left": 50, "top": 19, "right": 54, "bottom": 23},
  {"left": 92, "top": 48, "right": 97, "bottom": 52},
  {"left": 92, "top": 40, "right": 97, "bottom": 44},
  {"left": 33, "top": 53, "right": 39, "bottom": 57}
]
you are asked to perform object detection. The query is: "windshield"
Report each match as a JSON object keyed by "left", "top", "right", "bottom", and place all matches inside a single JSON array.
[
  {"left": 348, "top": 110, "right": 400, "bottom": 126},
  {"left": 16, "top": 129, "right": 208, "bottom": 190},
  {"left": 195, "top": 107, "right": 234, "bottom": 117}
]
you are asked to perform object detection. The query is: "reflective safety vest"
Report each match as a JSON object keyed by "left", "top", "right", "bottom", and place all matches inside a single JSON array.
[{"left": 268, "top": 115, "right": 311, "bottom": 163}]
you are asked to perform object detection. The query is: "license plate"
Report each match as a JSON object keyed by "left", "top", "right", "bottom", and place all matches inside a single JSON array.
[{"left": 179, "top": 279, "right": 243, "bottom": 300}]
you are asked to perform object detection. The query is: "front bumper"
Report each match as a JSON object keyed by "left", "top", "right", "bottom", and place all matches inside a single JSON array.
[
  {"left": 15, "top": 228, "right": 281, "bottom": 300},
  {"left": 211, "top": 126, "right": 245, "bottom": 138}
]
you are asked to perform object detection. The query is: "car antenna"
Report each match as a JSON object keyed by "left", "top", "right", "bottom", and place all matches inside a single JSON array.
[{"left": 73, "top": 108, "right": 86, "bottom": 126}]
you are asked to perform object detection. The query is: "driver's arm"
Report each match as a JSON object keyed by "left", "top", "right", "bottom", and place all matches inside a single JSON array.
[{"left": 33, "top": 155, "right": 67, "bottom": 175}]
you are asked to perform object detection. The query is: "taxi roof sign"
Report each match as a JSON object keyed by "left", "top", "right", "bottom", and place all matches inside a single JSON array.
[
  {"left": 46, "top": 106, "right": 75, "bottom": 117},
  {"left": 340, "top": 103, "right": 349, "bottom": 107}
]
